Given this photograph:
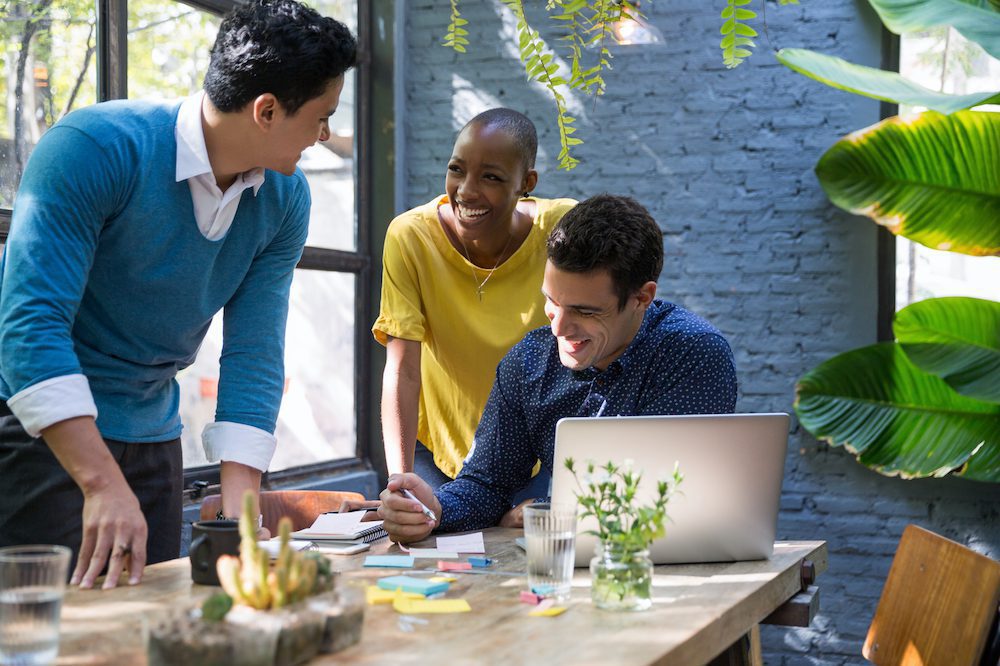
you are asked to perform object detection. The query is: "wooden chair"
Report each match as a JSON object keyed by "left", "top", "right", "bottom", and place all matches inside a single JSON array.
[
  {"left": 199, "top": 489, "right": 366, "bottom": 535},
  {"left": 863, "top": 524, "right": 1000, "bottom": 666}
]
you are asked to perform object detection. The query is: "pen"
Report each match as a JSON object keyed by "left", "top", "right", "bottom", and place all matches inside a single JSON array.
[{"left": 400, "top": 488, "right": 437, "bottom": 523}]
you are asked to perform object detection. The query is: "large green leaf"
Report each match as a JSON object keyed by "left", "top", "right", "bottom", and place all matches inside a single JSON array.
[
  {"left": 795, "top": 343, "right": 1000, "bottom": 480},
  {"left": 895, "top": 297, "right": 1000, "bottom": 403},
  {"left": 775, "top": 48, "right": 1000, "bottom": 114},
  {"left": 868, "top": 0, "right": 1000, "bottom": 60},
  {"left": 816, "top": 110, "right": 1000, "bottom": 256}
]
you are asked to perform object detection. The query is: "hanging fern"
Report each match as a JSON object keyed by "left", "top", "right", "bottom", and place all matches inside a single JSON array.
[
  {"left": 439, "top": 1, "right": 800, "bottom": 168},
  {"left": 720, "top": 0, "right": 758, "bottom": 69},
  {"left": 501, "top": 0, "right": 582, "bottom": 169},
  {"left": 550, "top": 0, "right": 633, "bottom": 97},
  {"left": 443, "top": 0, "right": 469, "bottom": 53}
]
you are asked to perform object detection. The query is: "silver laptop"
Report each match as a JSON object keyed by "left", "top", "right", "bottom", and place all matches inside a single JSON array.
[{"left": 549, "top": 413, "right": 789, "bottom": 567}]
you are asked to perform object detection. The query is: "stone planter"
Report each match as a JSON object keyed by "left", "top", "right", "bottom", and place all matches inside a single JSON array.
[
  {"left": 148, "top": 600, "right": 327, "bottom": 666},
  {"left": 313, "top": 583, "right": 365, "bottom": 654}
]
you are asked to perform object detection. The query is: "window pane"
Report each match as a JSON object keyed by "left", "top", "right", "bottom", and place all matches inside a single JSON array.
[
  {"left": 273, "top": 270, "right": 357, "bottom": 471},
  {"left": 127, "top": 0, "right": 219, "bottom": 100},
  {"left": 178, "top": 270, "right": 357, "bottom": 471},
  {"left": 896, "top": 28, "right": 1000, "bottom": 310},
  {"left": 895, "top": 237, "right": 1000, "bottom": 306},
  {"left": 300, "top": 0, "right": 357, "bottom": 252},
  {"left": 1, "top": 1, "right": 98, "bottom": 208}
]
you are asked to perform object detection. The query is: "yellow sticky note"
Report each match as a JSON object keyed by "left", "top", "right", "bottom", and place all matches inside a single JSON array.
[
  {"left": 392, "top": 597, "right": 471, "bottom": 614},
  {"left": 429, "top": 575, "right": 458, "bottom": 583},
  {"left": 529, "top": 605, "right": 568, "bottom": 617},
  {"left": 366, "top": 586, "right": 424, "bottom": 605}
]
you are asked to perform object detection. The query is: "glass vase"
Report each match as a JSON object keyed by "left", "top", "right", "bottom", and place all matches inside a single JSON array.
[{"left": 589, "top": 542, "right": 653, "bottom": 611}]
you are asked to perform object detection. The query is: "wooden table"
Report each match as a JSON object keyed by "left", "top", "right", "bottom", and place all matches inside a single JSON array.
[{"left": 57, "top": 529, "right": 826, "bottom": 666}]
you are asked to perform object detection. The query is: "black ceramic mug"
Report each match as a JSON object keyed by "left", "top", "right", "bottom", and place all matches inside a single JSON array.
[{"left": 189, "top": 519, "right": 240, "bottom": 586}]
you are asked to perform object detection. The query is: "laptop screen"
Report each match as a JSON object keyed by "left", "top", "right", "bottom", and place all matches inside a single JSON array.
[{"left": 549, "top": 413, "right": 789, "bottom": 566}]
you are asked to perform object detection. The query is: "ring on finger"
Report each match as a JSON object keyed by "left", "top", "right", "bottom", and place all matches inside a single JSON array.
[{"left": 114, "top": 544, "right": 132, "bottom": 557}]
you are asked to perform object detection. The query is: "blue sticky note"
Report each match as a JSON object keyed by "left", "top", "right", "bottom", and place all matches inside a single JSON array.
[
  {"left": 377, "top": 575, "right": 450, "bottom": 596},
  {"left": 363, "top": 555, "right": 415, "bottom": 568},
  {"left": 468, "top": 556, "right": 491, "bottom": 568}
]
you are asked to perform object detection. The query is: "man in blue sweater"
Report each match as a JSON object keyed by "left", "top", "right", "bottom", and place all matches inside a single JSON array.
[
  {"left": 376, "top": 194, "right": 738, "bottom": 543},
  {"left": 0, "top": 0, "right": 356, "bottom": 589}
]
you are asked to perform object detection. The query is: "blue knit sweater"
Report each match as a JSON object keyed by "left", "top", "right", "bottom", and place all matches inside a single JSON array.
[{"left": 0, "top": 100, "right": 309, "bottom": 442}]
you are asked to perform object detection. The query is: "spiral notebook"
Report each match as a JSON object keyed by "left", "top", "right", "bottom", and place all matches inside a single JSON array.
[{"left": 290, "top": 510, "right": 388, "bottom": 544}]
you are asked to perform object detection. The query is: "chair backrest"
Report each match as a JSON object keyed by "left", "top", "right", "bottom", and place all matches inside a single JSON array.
[
  {"left": 863, "top": 524, "right": 1000, "bottom": 666},
  {"left": 199, "top": 489, "right": 366, "bottom": 535}
]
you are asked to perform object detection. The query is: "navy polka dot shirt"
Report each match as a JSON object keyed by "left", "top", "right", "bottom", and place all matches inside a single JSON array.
[{"left": 435, "top": 299, "right": 738, "bottom": 532}]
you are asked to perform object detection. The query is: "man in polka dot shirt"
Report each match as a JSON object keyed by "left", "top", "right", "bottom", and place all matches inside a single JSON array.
[{"left": 377, "top": 193, "right": 737, "bottom": 543}]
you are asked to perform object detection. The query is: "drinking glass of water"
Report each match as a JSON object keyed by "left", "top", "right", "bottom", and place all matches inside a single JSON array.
[
  {"left": 523, "top": 503, "right": 577, "bottom": 603},
  {"left": 0, "top": 545, "right": 71, "bottom": 666}
]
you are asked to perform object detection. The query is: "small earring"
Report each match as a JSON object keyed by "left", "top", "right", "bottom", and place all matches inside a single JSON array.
[{"left": 522, "top": 191, "right": 530, "bottom": 198}]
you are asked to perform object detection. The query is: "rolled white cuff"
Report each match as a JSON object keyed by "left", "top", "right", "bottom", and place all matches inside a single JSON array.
[
  {"left": 202, "top": 421, "right": 276, "bottom": 472},
  {"left": 7, "top": 374, "right": 98, "bottom": 437}
]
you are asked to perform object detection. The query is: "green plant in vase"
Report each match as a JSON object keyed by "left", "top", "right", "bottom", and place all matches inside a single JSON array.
[{"left": 565, "top": 457, "right": 683, "bottom": 611}]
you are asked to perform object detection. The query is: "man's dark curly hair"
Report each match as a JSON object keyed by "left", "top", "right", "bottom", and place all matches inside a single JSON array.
[
  {"left": 204, "top": 0, "right": 357, "bottom": 115},
  {"left": 547, "top": 194, "right": 664, "bottom": 310}
]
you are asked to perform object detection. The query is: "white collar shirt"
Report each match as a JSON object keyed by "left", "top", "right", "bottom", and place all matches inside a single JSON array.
[{"left": 175, "top": 91, "right": 265, "bottom": 241}]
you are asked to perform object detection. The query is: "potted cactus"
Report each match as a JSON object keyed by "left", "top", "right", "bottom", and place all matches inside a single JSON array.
[{"left": 148, "top": 491, "right": 341, "bottom": 666}]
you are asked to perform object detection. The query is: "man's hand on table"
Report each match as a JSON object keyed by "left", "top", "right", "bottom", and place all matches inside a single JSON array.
[
  {"left": 39, "top": 416, "right": 147, "bottom": 590},
  {"left": 378, "top": 473, "right": 440, "bottom": 544},
  {"left": 499, "top": 498, "right": 535, "bottom": 528},
  {"left": 339, "top": 498, "right": 383, "bottom": 521},
  {"left": 73, "top": 479, "right": 147, "bottom": 590}
]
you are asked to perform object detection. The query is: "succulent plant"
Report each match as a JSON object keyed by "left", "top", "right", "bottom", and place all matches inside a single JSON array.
[
  {"left": 213, "top": 491, "right": 320, "bottom": 612},
  {"left": 200, "top": 592, "right": 233, "bottom": 623}
]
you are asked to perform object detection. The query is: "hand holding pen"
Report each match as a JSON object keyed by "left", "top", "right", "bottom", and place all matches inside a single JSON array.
[
  {"left": 379, "top": 473, "right": 441, "bottom": 543},
  {"left": 400, "top": 488, "right": 437, "bottom": 522}
]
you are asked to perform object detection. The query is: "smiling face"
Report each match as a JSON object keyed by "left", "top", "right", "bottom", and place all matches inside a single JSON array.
[
  {"left": 444, "top": 122, "right": 537, "bottom": 241},
  {"left": 262, "top": 75, "right": 345, "bottom": 175},
  {"left": 542, "top": 262, "right": 655, "bottom": 372}
]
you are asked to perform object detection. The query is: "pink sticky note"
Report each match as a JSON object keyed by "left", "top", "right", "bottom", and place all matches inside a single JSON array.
[
  {"left": 438, "top": 561, "right": 473, "bottom": 571},
  {"left": 520, "top": 590, "right": 543, "bottom": 605}
]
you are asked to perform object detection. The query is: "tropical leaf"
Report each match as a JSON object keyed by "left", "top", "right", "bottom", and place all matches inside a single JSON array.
[
  {"left": 776, "top": 48, "right": 1000, "bottom": 114},
  {"left": 815, "top": 110, "right": 1000, "bottom": 256},
  {"left": 867, "top": 0, "right": 1000, "bottom": 61},
  {"left": 795, "top": 343, "right": 1000, "bottom": 480},
  {"left": 894, "top": 297, "right": 1000, "bottom": 403}
]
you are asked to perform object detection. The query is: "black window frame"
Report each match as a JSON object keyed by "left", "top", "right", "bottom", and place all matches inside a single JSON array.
[
  {"left": 0, "top": 0, "right": 392, "bottom": 495},
  {"left": 876, "top": 27, "right": 900, "bottom": 343}
]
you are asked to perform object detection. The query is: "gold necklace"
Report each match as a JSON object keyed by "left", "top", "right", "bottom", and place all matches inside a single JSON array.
[{"left": 460, "top": 232, "right": 514, "bottom": 302}]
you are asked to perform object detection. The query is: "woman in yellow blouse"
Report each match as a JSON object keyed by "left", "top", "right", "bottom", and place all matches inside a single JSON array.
[{"left": 373, "top": 108, "right": 575, "bottom": 498}]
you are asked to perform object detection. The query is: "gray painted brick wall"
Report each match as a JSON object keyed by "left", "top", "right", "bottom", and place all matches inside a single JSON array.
[{"left": 401, "top": 1, "right": 1000, "bottom": 662}]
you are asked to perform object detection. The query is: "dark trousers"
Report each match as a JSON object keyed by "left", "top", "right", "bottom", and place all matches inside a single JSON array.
[{"left": 0, "top": 404, "right": 183, "bottom": 573}]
